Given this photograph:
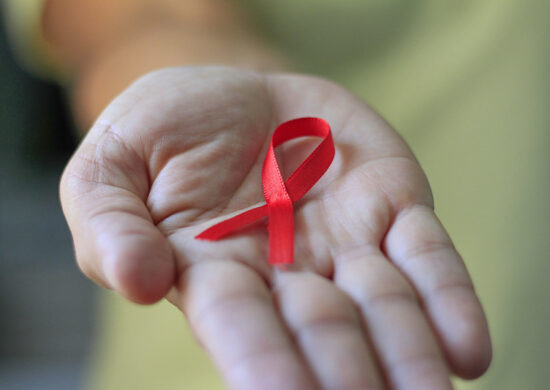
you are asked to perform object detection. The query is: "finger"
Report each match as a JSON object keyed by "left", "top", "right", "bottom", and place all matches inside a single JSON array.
[
  {"left": 179, "top": 261, "right": 316, "bottom": 390},
  {"left": 384, "top": 205, "right": 492, "bottom": 379},
  {"left": 60, "top": 125, "right": 175, "bottom": 304},
  {"left": 274, "top": 271, "right": 384, "bottom": 390},
  {"left": 334, "top": 246, "right": 453, "bottom": 390}
]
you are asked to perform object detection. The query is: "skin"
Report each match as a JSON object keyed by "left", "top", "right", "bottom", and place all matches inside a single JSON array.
[
  {"left": 42, "top": 0, "right": 285, "bottom": 128},
  {"left": 60, "top": 66, "right": 492, "bottom": 389}
]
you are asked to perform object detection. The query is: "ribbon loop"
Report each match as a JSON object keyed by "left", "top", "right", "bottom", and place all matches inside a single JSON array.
[{"left": 196, "top": 117, "right": 335, "bottom": 265}]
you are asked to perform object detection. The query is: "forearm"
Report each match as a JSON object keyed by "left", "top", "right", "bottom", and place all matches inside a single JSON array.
[{"left": 42, "top": 0, "right": 286, "bottom": 130}]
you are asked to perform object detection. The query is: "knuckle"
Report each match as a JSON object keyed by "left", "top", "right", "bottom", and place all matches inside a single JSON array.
[
  {"left": 366, "top": 285, "right": 418, "bottom": 309},
  {"left": 388, "top": 350, "right": 445, "bottom": 383},
  {"left": 296, "top": 313, "right": 357, "bottom": 339}
]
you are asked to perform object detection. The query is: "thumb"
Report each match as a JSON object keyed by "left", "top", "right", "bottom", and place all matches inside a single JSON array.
[{"left": 60, "top": 123, "right": 175, "bottom": 304}]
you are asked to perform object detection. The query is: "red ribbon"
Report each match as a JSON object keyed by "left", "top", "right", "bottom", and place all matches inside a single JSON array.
[{"left": 196, "top": 117, "right": 335, "bottom": 265}]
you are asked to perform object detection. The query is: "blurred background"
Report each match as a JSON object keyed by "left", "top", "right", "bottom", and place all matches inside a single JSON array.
[
  {"left": 1, "top": 1, "right": 550, "bottom": 389},
  {"left": 0, "top": 7, "right": 95, "bottom": 390}
]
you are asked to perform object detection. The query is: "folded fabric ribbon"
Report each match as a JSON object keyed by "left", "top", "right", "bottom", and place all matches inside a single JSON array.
[{"left": 196, "top": 117, "right": 335, "bottom": 265}]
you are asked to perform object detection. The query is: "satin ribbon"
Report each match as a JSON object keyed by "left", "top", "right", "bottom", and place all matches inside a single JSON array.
[{"left": 196, "top": 117, "right": 335, "bottom": 265}]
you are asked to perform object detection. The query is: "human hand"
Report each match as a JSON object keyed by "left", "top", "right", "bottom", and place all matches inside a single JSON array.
[{"left": 60, "top": 67, "right": 491, "bottom": 389}]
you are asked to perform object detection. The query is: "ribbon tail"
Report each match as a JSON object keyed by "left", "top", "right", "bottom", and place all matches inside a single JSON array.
[
  {"left": 195, "top": 204, "right": 268, "bottom": 240},
  {"left": 267, "top": 199, "right": 294, "bottom": 264}
]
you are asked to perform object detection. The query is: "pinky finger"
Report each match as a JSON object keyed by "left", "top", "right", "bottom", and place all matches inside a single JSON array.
[{"left": 384, "top": 205, "right": 492, "bottom": 379}]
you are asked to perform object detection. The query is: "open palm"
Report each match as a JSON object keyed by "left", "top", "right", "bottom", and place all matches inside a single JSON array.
[{"left": 61, "top": 67, "right": 491, "bottom": 389}]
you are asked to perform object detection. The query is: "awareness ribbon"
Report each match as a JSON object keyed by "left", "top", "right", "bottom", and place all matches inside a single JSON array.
[{"left": 195, "top": 117, "right": 335, "bottom": 265}]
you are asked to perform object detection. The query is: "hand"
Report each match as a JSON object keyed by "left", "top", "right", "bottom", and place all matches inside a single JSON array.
[{"left": 60, "top": 67, "right": 491, "bottom": 389}]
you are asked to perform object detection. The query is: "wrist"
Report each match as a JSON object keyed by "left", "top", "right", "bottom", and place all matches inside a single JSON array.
[{"left": 71, "top": 23, "right": 287, "bottom": 130}]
